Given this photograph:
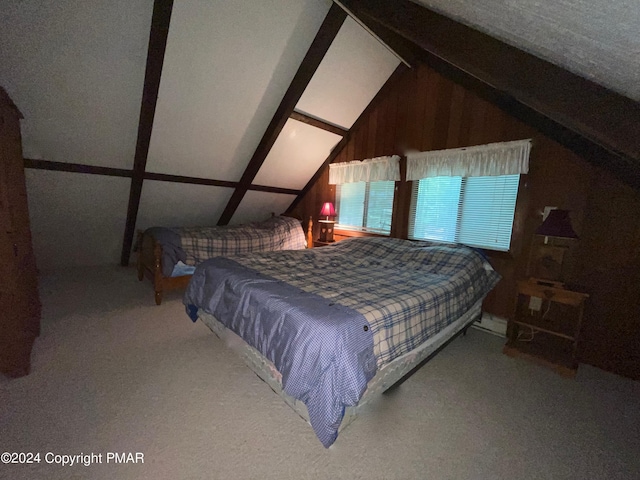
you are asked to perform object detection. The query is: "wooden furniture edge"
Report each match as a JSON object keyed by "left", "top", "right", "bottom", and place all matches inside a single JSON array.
[
  {"left": 136, "top": 229, "right": 192, "bottom": 305},
  {"left": 136, "top": 215, "right": 313, "bottom": 304}
]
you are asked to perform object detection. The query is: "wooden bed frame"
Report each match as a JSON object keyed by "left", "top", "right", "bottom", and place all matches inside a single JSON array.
[{"left": 136, "top": 216, "right": 314, "bottom": 305}]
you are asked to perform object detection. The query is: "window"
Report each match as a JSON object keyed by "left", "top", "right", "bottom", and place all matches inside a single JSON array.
[
  {"left": 409, "top": 174, "right": 520, "bottom": 251},
  {"left": 336, "top": 181, "right": 395, "bottom": 234}
]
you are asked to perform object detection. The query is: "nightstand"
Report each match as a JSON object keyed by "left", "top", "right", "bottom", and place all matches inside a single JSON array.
[{"left": 503, "top": 278, "right": 588, "bottom": 377}]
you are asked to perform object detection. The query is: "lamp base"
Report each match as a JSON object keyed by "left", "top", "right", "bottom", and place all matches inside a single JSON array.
[{"left": 318, "top": 220, "right": 335, "bottom": 243}]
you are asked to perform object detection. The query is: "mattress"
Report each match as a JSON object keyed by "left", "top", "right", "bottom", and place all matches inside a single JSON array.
[{"left": 197, "top": 297, "right": 482, "bottom": 436}]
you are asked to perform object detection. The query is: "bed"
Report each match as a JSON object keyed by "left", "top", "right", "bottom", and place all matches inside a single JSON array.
[
  {"left": 136, "top": 215, "right": 310, "bottom": 304},
  {"left": 183, "top": 236, "right": 501, "bottom": 447}
]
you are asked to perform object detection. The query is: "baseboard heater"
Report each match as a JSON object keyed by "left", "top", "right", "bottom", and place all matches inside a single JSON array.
[{"left": 472, "top": 312, "right": 507, "bottom": 337}]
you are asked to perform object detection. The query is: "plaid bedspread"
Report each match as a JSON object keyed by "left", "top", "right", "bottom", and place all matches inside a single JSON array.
[
  {"left": 177, "top": 216, "right": 306, "bottom": 266},
  {"left": 184, "top": 236, "right": 500, "bottom": 446},
  {"left": 215, "top": 237, "right": 500, "bottom": 367}
]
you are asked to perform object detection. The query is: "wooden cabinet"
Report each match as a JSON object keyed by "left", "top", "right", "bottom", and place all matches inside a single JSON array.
[
  {"left": 504, "top": 278, "right": 588, "bottom": 377},
  {"left": 0, "top": 87, "right": 40, "bottom": 378}
]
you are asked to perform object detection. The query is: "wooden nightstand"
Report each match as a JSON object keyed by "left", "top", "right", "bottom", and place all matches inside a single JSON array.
[{"left": 503, "top": 278, "right": 588, "bottom": 377}]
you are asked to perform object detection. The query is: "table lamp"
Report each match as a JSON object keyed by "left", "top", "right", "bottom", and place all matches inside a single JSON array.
[
  {"left": 318, "top": 202, "right": 336, "bottom": 243},
  {"left": 528, "top": 209, "right": 578, "bottom": 283}
]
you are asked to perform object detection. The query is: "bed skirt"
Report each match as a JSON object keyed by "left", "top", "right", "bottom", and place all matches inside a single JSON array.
[{"left": 196, "top": 297, "right": 483, "bottom": 434}]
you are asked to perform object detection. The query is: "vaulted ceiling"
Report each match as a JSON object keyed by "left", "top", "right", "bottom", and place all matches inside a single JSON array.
[{"left": 413, "top": 0, "right": 640, "bottom": 102}]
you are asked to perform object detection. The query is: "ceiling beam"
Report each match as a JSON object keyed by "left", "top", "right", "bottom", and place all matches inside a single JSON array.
[
  {"left": 120, "top": 0, "right": 174, "bottom": 266},
  {"left": 24, "top": 159, "right": 133, "bottom": 178},
  {"left": 290, "top": 110, "right": 348, "bottom": 137},
  {"left": 144, "top": 172, "right": 300, "bottom": 195},
  {"left": 216, "top": 3, "right": 347, "bottom": 226},
  {"left": 23, "top": 158, "right": 299, "bottom": 196},
  {"left": 339, "top": 0, "right": 640, "bottom": 189},
  {"left": 286, "top": 64, "right": 409, "bottom": 214}
]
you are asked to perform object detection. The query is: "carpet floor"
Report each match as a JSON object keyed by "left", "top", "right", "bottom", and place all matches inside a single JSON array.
[{"left": 1, "top": 266, "right": 639, "bottom": 480}]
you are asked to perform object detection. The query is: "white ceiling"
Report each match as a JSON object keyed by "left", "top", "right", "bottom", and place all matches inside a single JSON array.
[
  {"left": 146, "top": 0, "right": 332, "bottom": 181},
  {"left": 296, "top": 16, "right": 400, "bottom": 128},
  {"left": 413, "top": 0, "right": 640, "bottom": 101},
  {"left": 0, "top": 0, "right": 153, "bottom": 168},
  {"left": 253, "top": 119, "right": 341, "bottom": 190}
]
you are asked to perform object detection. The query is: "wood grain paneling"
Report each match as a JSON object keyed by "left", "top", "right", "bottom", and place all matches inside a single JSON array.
[{"left": 289, "top": 62, "right": 640, "bottom": 379}]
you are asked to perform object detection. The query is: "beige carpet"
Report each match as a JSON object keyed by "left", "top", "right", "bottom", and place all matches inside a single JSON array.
[{"left": 1, "top": 266, "right": 639, "bottom": 480}]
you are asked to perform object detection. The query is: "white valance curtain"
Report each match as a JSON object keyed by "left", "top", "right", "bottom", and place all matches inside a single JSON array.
[
  {"left": 406, "top": 139, "right": 531, "bottom": 181},
  {"left": 329, "top": 155, "right": 401, "bottom": 185}
]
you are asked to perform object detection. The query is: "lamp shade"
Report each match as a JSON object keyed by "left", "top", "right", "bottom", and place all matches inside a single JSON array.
[
  {"left": 319, "top": 202, "right": 336, "bottom": 217},
  {"left": 535, "top": 209, "right": 578, "bottom": 239}
]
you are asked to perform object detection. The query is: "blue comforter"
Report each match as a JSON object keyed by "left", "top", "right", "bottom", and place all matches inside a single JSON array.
[{"left": 184, "top": 257, "right": 377, "bottom": 447}]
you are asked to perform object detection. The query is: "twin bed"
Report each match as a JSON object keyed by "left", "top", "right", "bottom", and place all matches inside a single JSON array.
[
  {"left": 181, "top": 236, "right": 500, "bottom": 447},
  {"left": 136, "top": 215, "right": 309, "bottom": 304}
]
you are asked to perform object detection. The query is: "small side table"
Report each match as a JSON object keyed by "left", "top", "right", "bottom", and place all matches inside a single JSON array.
[{"left": 503, "top": 278, "right": 588, "bottom": 377}]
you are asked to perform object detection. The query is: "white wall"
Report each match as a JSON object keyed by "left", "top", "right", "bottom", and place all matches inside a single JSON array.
[
  {"left": 136, "top": 181, "right": 233, "bottom": 230},
  {"left": 0, "top": 0, "right": 153, "bottom": 167},
  {"left": 24, "top": 171, "right": 130, "bottom": 272},
  {"left": 296, "top": 16, "right": 400, "bottom": 128},
  {"left": 253, "top": 119, "right": 341, "bottom": 190},
  {"left": 231, "top": 191, "right": 298, "bottom": 225}
]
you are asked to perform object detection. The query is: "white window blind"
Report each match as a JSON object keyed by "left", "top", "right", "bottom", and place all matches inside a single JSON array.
[
  {"left": 409, "top": 174, "right": 520, "bottom": 251},
  {"left": 336, "top": 181, "right": 395, "bottom": 234}
]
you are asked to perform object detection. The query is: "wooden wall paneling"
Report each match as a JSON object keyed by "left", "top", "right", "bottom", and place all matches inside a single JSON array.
[
  {"left": 384, "top": 89, "right": 398, "bottom": 155},
  {"left": 575, "top": 170, "right": 640, "bottom": 379},
  {"left": 393, "top": 73, "right": 411, "bottom": 153},
  {"left": 445, "top": 84, "right": 466, "bottom": 148},
  {"left": 407, "top": 66, "right": 429, "bottom": 150},
  {"left": 374, "top": 97, "right": 388, "bottom": 156},
  {"left": 431, "top": 73, "right": 453, "bottom": 151},
  {"left": 456, "top": 90, "right": 475, "bottom": 147},
  {"left": 366, "top": 106, "right": 378, "bottom": 159},
  {"left": 355, "top": 116, "right": 368, "bottom": 160},
  {"left": 420, "top": 67, "right": 440, "bottom": 151},
  {"left": 483, "top": 102, "right": 507, "bottom": 144},
  {"left": 467, "top": 96, "right": 490, "bottom": 146}
]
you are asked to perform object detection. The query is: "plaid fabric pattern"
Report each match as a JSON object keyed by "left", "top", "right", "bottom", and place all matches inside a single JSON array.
[
  {"left": 227, "top": 237, "right": 500, "bottom": 367},
  {"left": 176, "top": 216, "right": 306, "bottom": 266}
]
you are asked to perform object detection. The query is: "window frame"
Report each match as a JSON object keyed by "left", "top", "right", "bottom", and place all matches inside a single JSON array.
[
  {"left": 408, "top": 174, "right": 521, "bottom": 252},
  {"left": 335, "top": 180, "right": 395, "bottom": 235}
]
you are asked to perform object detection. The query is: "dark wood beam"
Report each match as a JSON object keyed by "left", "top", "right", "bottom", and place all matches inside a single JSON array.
[
  {"left": 24, "top": 159, "right": 133, "bottom": 178},
  {"left": 143, "top": 172, "right": 237, "bottom": 189},
  {"left": 120, "top": 0, "right": 174, "bottom": 266},
  {"left": 216, "top": 4, "right": 347, "bottom": 226},
  {"left": 144, "top": 171, "right": 300, "bottom": 195},
  {"left": 340, "top": 0, "right": 640, "bottom": 189},
  {"left": 22, "top": 158, "right": 300, "bottom": 196},
  {"left": 286, "top": 64, "right": 409, "bottom": 213},
  {"left": 290, "top": 110, "right": 348, "bottom": 136}
]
